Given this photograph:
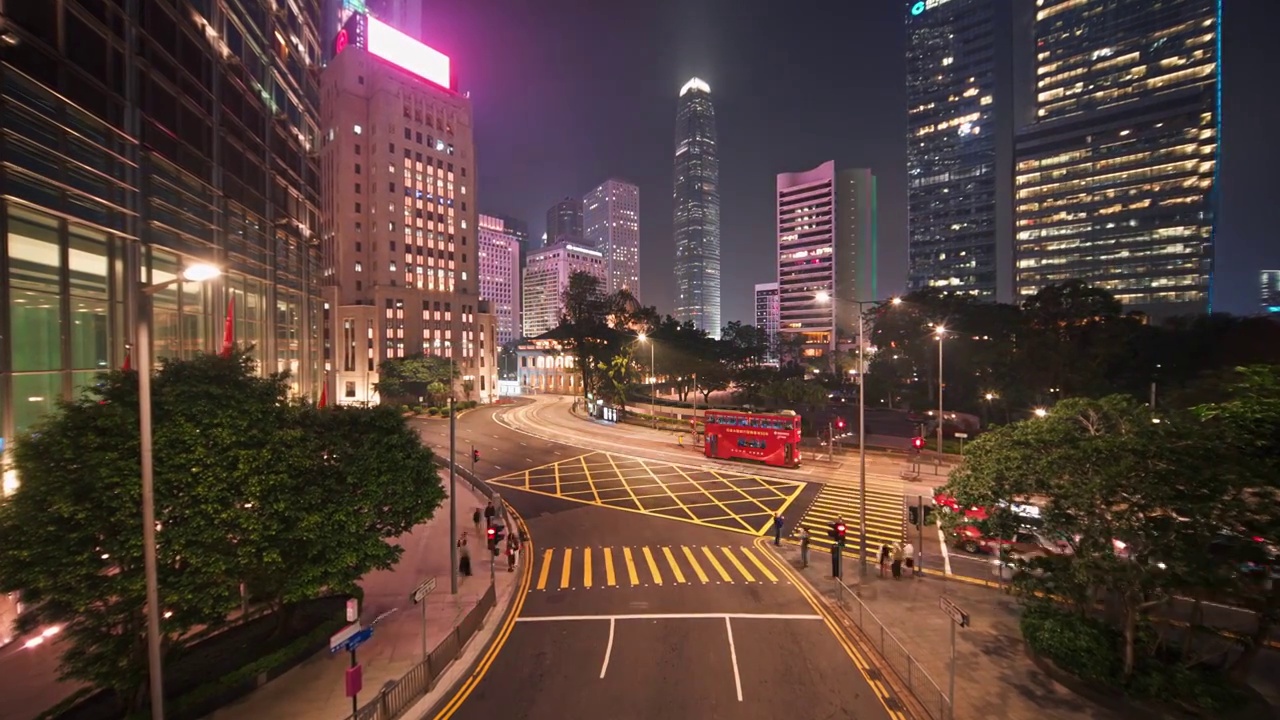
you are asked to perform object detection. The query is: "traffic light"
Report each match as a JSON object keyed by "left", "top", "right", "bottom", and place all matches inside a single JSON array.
[
  {"left": 472, "top": 448, "right": 481, "bottom": 463},
  {"left": 829, "top": 520, "right": 847, "bottom": 545},
  {"left": 490, "top": 523, "right": 505, "bottom": 555},
  {"left": 911, "top": 436, "right": 925, "bottom": 451},
  {"left": 835, "top": 417, "right": 846, "bottom": 431}
]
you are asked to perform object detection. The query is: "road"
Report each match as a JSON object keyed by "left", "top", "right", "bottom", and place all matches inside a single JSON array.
[{"left": 420, "top": 404, "right": 912, "bottom": 720}]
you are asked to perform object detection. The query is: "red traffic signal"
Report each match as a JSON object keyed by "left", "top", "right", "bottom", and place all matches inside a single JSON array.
[
  {"left": 835, "top": 523, "right": 846, "bottom": 536},
  {"left": 472, "top": 449, "right": 481, "bottom": 462},
  {"left": 835, "top": 418, "right": 846, "bottom": 430},
  {"left": 486, "top": 527, "right": 496, "bottom": 541},
  {"left": 911, "top": 436, "right": 925, "bottom": 450}
]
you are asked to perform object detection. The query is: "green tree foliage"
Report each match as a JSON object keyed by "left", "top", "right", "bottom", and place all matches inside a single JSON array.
[
  {"left": 0, "top": 352, "right": 444, "bottom": 711},
  {"left": 942, "top": 395, "right": 1241, "bottom": 683},
  {"left": 596, "top": 351, "right": 638, "bottom": 412},
  {"left": 376, "top": 353, "right": 458, "bottom": 405},
  {"left": 558, "top": 272, "right": 636, "bottom": 398}
]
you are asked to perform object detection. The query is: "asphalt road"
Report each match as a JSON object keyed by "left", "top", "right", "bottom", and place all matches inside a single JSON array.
[{"left": 420, "top": 405, "right": 905, "bottom": 720}]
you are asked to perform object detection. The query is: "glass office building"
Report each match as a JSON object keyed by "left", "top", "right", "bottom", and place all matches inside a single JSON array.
[
  {"left": 0, "top": 1, "right": 324, "bottom": 452},
  {"left": 673, "top": 77, "right": 721, "bottom": 338},
  {"left": 1014, "top": 0, "right": 1220, "bottom": 314}
]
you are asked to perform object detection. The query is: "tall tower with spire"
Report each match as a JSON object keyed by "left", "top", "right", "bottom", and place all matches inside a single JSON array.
[{"left": 672, "top": 77, "right": 721, "bottom": 338}]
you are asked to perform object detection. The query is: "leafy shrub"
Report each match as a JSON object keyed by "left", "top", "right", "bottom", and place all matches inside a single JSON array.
[
  {"left": 427, "top": 407, "right": 440, "bottom": 416},
  {"left": 1020, "top": 604, "right": 1121, "bottom": 685},
  {"left": 439, "top": 407, "right": 451, "bottom": 417}
]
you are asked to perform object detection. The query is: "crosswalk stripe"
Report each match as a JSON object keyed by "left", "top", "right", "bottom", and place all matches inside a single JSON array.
[
  {"left": 662, "top": 547, "right": 687, "bottom": 584},
  {"left": 721, "top": 547, "right": 754, "bottom": 582},
  {"left": 739, "top": 546, "right": 777, "bottom": 582},
  {"left": 560, "top": 548, "right": 573, "bottom": 590},
  {"left": 682, "top": 546, "right": 710, "bottom": 583},
  {"left": 623, "top": 547, "right": 640, "bottom": 586},
  {"left": 537, "top": 549, "right": 553, "bottom": 590},
  {"left": 603, "top": 547, "right": 616, "bottom": 586},
  {"left": 701, "top": 546, "right": 733, "bottom": 582},
  {"left": 642, "top": 546, "right": 663, "bottom": 585},
  {"left": 583, "top": 547, "right": 593, "bottom": 588}
]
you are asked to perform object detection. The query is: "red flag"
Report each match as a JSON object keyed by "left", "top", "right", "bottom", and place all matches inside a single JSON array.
[
  {"left": 220, "top": 296, "right": 235, "bottom": 357},
  {"left": 122, "top": 347, "right": 132, "bottom": 372},
  {"left": 318, "top": 379, "right": 328, "bottom": 408}
]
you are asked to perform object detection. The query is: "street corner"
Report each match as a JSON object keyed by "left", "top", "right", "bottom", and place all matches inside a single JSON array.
[{"left": 486, "top": 451, "right": 806, "bottom": 536}]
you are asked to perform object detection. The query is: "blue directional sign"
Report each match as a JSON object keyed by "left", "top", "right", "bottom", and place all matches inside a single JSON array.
[
  {"left": 329, "top": 622, "right": 374, "bottom": 654},
  {"left": 337, "top": 627, "right": 373, "bottom": 653}
]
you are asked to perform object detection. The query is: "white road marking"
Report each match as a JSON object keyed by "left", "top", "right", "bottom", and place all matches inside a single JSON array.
[
  {"left": 937, "top": 518, "right": 953, "bottom": 576},
  {"left": 520, "top": 442, "right": 527, "bottom": 446},
  {"left": 600, "top": 618, "right": 615, "bottom": 679},
  {"left": 516, "top": 613, "right": 823, "bottom": 622},
  {"left": 725, "top": 617, "right": 743, "bottom": 702}
]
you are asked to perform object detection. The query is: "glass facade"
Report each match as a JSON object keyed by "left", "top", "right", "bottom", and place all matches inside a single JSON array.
[
  {"left": 1014, "top": 0, "right": 1219, "bottom": 313},
  {"left": 906, "top": 0, "right": 1002, "bottom": 298},
  {"left": 673, "top": 78, "right": 721, "bottom": 338},
  {"left": 0, "top": 0, "right": 324, "bottom": 450}
]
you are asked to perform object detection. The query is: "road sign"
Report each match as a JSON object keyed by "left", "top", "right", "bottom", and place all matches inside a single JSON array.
[
  {"left": 939, "top": 596, "right": 970, "bottom": 627},
  {"left": 329, "top": 622, "right": 364, "bottom": 652},
  {"left": 411, "top": 576, "right": 437, "bottom": 604},
  {"left": 954, "top": 432, "right": 969, "bottom": 439},
  {"left": 345, "top": 598, "right": 359, "bottom": 622},
  {"left": 335, "top": 627, "right": 373, "bottom": 653}
]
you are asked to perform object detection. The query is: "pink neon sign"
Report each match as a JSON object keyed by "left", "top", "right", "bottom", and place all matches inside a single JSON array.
[{"left": 366, "top": 16, "right": 452, "bottom": 91}]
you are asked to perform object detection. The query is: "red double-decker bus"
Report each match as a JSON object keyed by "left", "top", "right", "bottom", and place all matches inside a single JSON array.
[{"left": 702, "top": 410, "right": 802, "bottom": 468}]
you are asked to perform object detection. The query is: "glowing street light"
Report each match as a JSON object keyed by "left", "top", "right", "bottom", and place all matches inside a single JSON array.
[{"left": 1034, "top": 407, "right": 1048, "bottom": 418}]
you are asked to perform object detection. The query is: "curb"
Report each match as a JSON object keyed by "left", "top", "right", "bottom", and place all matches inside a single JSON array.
[{"left": 410, "top": 494, "right": 533, "bottom": 719}]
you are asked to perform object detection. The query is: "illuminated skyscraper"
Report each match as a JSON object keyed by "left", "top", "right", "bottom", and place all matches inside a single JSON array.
[
  {"left": 584, "top": 179, "right": 641, "bottom": 299},
  {"left": 905, "top": 0, "right": 1022, "bottom": 301},
  {"left": 521, "top": 242, "right": 606, "bottom": 338},
  {"left": 321, "top": 13, "right": 497, "bottom": 404},
  {"left": 673, "top": 77, "right": 722, "bottom": 337},
  {"left": 755, "top": 283, "right": 780, "bottom": 365},
  {"left": 1014, "top": 0, "right": 1220, "bottom": 314},
  {"left": 1262, "top": 271, "right": 1280, "bottom": 315},
  {"left": 478, "top": 215, "right": 522, "bottom": 347}
]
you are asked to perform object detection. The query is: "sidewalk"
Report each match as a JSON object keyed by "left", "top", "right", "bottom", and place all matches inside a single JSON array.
[
  {"left": 771, "top": 542, "right": 1121, "bottom": 720},
  {"left": 208, "top": 480, "right": 517, "bottom": 720}
]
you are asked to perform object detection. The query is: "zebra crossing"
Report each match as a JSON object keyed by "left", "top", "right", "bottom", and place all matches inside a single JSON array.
[
  {"left": 532, "top": 544, "right": 787, "bottom": 592},
  {"left": 794, "top": 481, "right": 906, "bottom": 556}
]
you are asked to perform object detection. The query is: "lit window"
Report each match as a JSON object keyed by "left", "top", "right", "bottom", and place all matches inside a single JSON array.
[
  {"left": 354, "top": 125, "right": 363, "bottom": 135},
  {"left": 355, "top": 262, "right": 363, "bottom": 272}
]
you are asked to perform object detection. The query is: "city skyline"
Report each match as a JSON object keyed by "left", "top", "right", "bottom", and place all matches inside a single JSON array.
[
  {"left": 417, "top": 0, "right": 1276, "bottom": 326},
  {"left": 673, "top": 77, "right": 722, "bottom": 337}
]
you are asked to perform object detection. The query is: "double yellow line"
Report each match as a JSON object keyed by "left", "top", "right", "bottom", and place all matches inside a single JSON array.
[
  {"left": 752, "top": 537, "right": 910, "bottom": 720},
  {"left": 432, "top": 505, "right": 535, "bottom": 719}
]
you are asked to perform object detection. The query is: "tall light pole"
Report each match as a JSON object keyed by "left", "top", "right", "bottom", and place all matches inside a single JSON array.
[
  {"left": 935, "top": 326, "right": 947, "bottom": 454},
  {"left": 822, "top": 293, "right": 902, "bottom": 575},
  {"left": 638, "top": 333, "right": 655, "bottom": 427},
  {"left": 138, "top": 261, "right": 221, "bottom": 719},
  {"left": 439, "top": 339, "right": 458, "bottom": 595}
]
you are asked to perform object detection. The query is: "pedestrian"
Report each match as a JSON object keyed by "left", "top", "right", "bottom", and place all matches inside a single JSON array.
[
  {"left": 677, "top": 433, "right": 684, "bottom": 447},
  {"left": 506, "top": 534, "right": 519, "bottom": 572},
  {"left": 484, "top": 501, "right": 496, "bottom": 527},
  {"left": 773, "top": 514, "right": 785, "bottom": 545},
  {"left": 458, "top": 534, "right": 472, "bottom": 576},
  {"left": 472, "top": 507, "right": 482, "bottom": 533},
  {"left": 903, "top": 541, "right": 916, "bottom": 577},
  {"left": 891, "top": 543, "right": 904, "bottom": 579},
  {"left": 799, "top": 528, "right": 811, "bottom": 568},
  {"left": 878, "top": 543, "right": 891, "bottom": 578}
]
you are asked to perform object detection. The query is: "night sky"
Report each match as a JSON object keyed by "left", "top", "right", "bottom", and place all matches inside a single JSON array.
[{"left": 418, "top": 0, "right": 1278, "bottom": 323}]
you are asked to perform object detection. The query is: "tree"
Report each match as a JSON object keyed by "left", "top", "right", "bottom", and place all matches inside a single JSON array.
[
  {"left": 376, "top": 353, "right": 458, "bottom": 405},
  {"left": 559, "top": 272, "right": 622, "bottom": 399},
  {"left": 596, "top": 351, "right": 638, "bottom": 412},
  {"left": 942, "top": 396, "right": 1230, "bottom": 682}
]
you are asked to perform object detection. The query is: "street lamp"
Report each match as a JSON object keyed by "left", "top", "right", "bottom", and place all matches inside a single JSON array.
[
  {"left": 137, "top": 261, "right": 221, "bottom": 720},
  {"left": 1033, "top": 407, "right": 1048, "bottom": 418},
  {"left": 934, "top": 325, "right": 947, "bottom": 453},
  {"left": 638, "top": 333, "right": 656, "bottom": 427},
  {"left": 818, "top": 294, "right": 903, "bottom": 575}
]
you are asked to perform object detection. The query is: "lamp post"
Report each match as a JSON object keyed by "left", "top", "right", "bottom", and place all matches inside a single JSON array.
[
  {"left": 638, "top": 333, "right": 655, "bottom": 427},
  {"left": 138, "top": 261, "right": 221, "bottom": 720},
  {"left": 436, "top": 339, "right": 459, "bottom": 595},
  {"left": 819, "top": 293, "right": 902, "bottom": 575},
  {"left": 935, "top": 326, "right": 947, "bottom": 454}
]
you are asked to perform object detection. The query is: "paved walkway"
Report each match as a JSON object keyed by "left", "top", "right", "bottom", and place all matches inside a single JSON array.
[{"left": 207, "top": 479, "right": 517, "bottom": 720}]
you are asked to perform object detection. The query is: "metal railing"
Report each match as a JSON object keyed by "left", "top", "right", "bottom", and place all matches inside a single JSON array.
[
  {"left": 345, "top": 583, "right": 496, "bottom": 720},
  {"left": 834, "top": 579, "right": 951, "bottom": 720}
]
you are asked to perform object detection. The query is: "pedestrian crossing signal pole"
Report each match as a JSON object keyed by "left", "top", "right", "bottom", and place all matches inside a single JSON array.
[{"left": 830, "top": 521, "right": 846, "bottom": 578}]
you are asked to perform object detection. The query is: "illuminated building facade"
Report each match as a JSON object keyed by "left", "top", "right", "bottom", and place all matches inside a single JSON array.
[
  {"left": 673, "top": 77, "right": 722, "bottom": 338},
  {"left": 321, "top": 13, "right": 497, "bottom": 405},
  {"left": 545, "top": 198, "right": 584, "bottom": 248},
  {"left": 584, "top": 179, "right": 641, "bottom": 299},
  {"left": 477, "top": 215, "right": 522, "bottom": 346},
  {"left": 1262, "top": 271, "right": 1280, "bottom": 315},
  {"left": 906, "top": 0, "right": 1022, "bottom": 301},
  {"left": 776, "top": 161, "right": 878, "bottom": 361},
  {"left": 754, "top": 283, "right": 780, "bottom": 365},
  {"left": 1014, "top": 0, "right": 1220, "bottom": 314},
  {"left": 521, "top": 241, "right": 606, "bottom": 338}
]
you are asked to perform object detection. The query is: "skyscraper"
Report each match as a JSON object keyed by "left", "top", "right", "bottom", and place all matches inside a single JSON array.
[
  {"left": 584, "top": 179, "right": 641, "bottom": 299},
  {"left": 776, "top": 162, "right": 878, "bottom": 362},
  {"left": 478, "top": 215, "right": 523, "bottom": 347},
  {"left": 1262, "top": 271, "right": 1280, "bottom": 315},
  {"left": 521, "top": 242, "right": 607, "bottom": 338},
  {"left": 905, "top": 0, "right": 1021, "bottom": 301},
  {"left": 1014, "top": 0, "right": 1219, "bottom": 315},
  {"left": 545, "top": 198, "right": 584, "bottom": 247},
  {"left": 673, "top": 77, "right": 722, "bottom": 337},
  {"left": 321, "top": 13, "right": 497, "bottom": 405},
  {"left": 754, "top": 283, "right": 781, "bottom": 365}
]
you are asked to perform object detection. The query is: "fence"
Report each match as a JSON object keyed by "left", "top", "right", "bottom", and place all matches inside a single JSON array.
[
  {"left": 834, "top": 579, "right": 952, "bottom": 720},
  {"left": 344, "top": 583, "right": 496, "bottom": 720}
]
